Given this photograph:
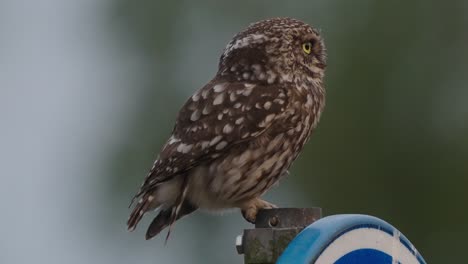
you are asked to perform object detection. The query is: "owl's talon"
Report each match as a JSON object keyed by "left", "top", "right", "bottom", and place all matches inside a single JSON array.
[
  {"left": 240, "top": 198, "right": 277, "bottom": 224},
  {"left": 241, "top": 209, "right": 257, "bottom": 224}
]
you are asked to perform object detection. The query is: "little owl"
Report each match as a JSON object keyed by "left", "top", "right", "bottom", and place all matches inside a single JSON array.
[{"left": 127, "top": 17, "right": 327, "bottom": 240}]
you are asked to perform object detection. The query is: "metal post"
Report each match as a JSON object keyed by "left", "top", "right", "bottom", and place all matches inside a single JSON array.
[{"left": 236, "top": 208, "right": 322, "bottom": 264}]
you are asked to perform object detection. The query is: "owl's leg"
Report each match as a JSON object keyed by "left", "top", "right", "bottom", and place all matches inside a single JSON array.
[{"left": 240, "top": 198, "right": 277, "bottom": 224}]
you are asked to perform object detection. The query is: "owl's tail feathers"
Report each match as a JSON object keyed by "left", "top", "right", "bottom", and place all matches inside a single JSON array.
[
  {"left": 127, "top": 193, "right": 158, "bottom": 232},
  {"left": 146, "top": 200, "right": 198, "bottom": 241}
]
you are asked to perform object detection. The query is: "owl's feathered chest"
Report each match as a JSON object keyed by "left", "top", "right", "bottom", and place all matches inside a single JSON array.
[{"left": 276, "top": 80, "right": 325, "bottom": 145}]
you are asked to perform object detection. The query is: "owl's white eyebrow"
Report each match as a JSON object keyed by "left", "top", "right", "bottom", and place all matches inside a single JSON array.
[{"left": 224, "top": 34, "right": 267, "bottom": 56}]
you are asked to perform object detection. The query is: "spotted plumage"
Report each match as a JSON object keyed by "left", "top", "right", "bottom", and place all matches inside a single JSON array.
[{"left": 127, "top": 17, "right": 327, "bottom": 241}]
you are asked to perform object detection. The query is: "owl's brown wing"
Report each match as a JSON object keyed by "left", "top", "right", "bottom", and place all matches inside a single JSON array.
[{"left": 132, "top": 80, "right": 290, "bottom": 200}]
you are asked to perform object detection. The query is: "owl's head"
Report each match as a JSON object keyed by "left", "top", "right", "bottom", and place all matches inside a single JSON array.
[{"left": 218, "top": 17, "right": 326, "bottom": 85}]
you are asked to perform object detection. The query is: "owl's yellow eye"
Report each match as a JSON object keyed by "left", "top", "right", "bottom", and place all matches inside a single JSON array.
[{"left": 302, "top": 42, "right": 312, "bottom": 54}]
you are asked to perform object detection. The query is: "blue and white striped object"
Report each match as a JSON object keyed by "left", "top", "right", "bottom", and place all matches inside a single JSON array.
[{"left": 277, "top": 214, "right": 426, "bottom": 264}]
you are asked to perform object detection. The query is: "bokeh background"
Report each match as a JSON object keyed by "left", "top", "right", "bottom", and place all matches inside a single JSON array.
[{"left": 2, "top": 0, "right": 467, "bottom": 263}]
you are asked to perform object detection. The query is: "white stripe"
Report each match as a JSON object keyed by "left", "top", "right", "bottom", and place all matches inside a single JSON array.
[{"left": 315, "top": 228, "right": 420, "bottom": 264}]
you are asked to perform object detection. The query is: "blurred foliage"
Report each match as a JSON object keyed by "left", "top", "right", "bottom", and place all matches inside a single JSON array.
[{"left": 106, "top": 0, "right": 468, "bottom": 263}]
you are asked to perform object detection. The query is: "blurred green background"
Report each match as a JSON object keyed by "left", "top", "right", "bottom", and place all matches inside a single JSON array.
[{"left": 2, "top": 0, "right": 467, "bottom": 263}]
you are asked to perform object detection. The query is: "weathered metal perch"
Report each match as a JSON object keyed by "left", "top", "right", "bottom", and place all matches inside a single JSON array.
[{"left": 236, "top": 207, "right": 322, "bottom": 264}]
